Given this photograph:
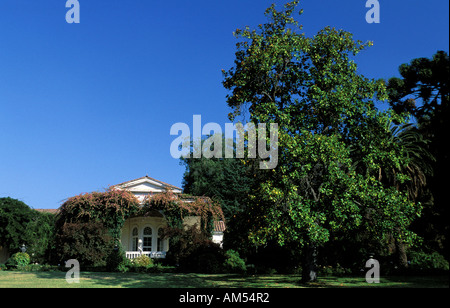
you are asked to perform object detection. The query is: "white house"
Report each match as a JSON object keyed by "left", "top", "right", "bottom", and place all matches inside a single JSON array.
[
  {"left": 112, "top": 175, "right": 181, "bottom": 260},
  {"left": 112, "top": 176, "right": 226, "bottom": 259}
]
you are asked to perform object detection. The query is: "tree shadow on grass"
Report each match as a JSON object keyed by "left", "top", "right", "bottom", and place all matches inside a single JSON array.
[
  {"left": 201, "top": 273, "right": 449, "bottom": 288},
  {"left": 199, "top": 273, "right": 304, "bottom": 288},
  {"left": 304, "top": 275, "right": 449, "bottom": 288},
  {"left": 31, "top": 271, "right": 213, "bottom": 288},
  {"left": 17, "top": 271, "right": 450, "bottom": 288}
]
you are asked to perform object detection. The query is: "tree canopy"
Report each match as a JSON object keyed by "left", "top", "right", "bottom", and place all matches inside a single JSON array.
[
  {"left": 387, "top": 50, "right": 449, "bottom": 122},
  {"left": 0, "top": 197, "right": 55, "bottom": 263},
  {"left": 181, "top": 140, "right": 255, "bottom": 221},
  {"left": 222, "top": 1, "right": 422, "bottom": 282},
  {"left": 0, "top": 197, "right": 35, "bottom": 252}
]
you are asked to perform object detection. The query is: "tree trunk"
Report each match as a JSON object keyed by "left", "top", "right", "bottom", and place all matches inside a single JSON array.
[
  {"left": 302, "top": 244, "right": 318, "bottom": 283},
  {"left": 395, "top": 237, "right": 408, "bottom": 269}
]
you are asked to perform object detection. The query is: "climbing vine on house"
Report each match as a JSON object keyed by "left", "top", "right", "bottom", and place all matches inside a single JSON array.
[
  {"left": 54, "top": 188, "right": 141, "bottom": 266},
  {"left": 139, "top": 191, "right": 225, "bottom": 271},
  {"left": 56, "top": 188, "right": 141, "bottom": 240},
  {"left": 139, "top": 190, "right": 224, "bottom": 235},
  {"left": 56, "top": 188, "right": 224, "bottom": 254}
]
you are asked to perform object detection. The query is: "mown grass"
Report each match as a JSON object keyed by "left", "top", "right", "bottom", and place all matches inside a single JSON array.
[{"left": 0, "top": 271, "right": 448, "bottom": 288}]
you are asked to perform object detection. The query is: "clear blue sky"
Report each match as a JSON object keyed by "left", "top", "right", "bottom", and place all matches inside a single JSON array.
[{"left": 0, "top": 0, "right": 448, "bottom": 209}]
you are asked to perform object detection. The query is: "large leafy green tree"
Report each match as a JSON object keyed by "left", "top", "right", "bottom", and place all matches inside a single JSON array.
[
  {"left": 181, "top": 141, "right": 254, "bottom": 221},
  {"left": 181, "top": 138, "right": 257, "bottom": 256},
  {"left": 0, "top": 197, "right": 55, "bottom": 263},
  {"left": 351, "top": 121, "right": 434, "bottom": 267},
  {"left": 223, "top": 1, "right": 421, "bottom": 282},
  {"left": 0, "top": 197, "right": 34, "bottom": 253}
]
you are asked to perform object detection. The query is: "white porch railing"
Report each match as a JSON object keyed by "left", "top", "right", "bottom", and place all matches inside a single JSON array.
[{"left": 126, "top": 251, "right": 166, "bottom": 259}]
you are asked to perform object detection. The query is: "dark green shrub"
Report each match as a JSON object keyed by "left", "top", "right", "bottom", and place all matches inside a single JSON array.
[
  {"left": 26, "top": 212, "right": 56, "bottom": 264},
  {"left": 55, "top": 222, "right": 114, "bottom": 268},
  {"left": 7, "top": 252, "right": 31, "bottom": 269},
  {"left": 318, "top": 263, "right": 352, "bottom": 277},
  {"left": 17, "top": 264, "right": 41, "bottom": 272},
  {"left": 117, "top": 259, "right": 132, "bottom": 273},
  {"left": 106, "top": 244, "right": 128, "bottom": 272},
  {"left": 245, "top": 242, "right": 302, "bottom": 274},
  {"left": 123, "top": 258, "right": 171, "bottom": 273},
  {"left": 196, "top": 251, "right": 223, "bottom": 274},
  {"left": 37, "top": 264, "right": 60, "bottom": 272},
  {"left": 164, "top": 225, "right": 224, "bottom": 273},
  {"left": 147, "top": 263, "right": 164, "bottom": 273},
  {"left": 254, "top": 266, "right": 277, "bottom": 275},
  {"left": 224, "top": 250, "right": 246, "bottom": 274},
  {"left": 127, "top": 256, "right": 173, "bottom": 273},
  {"left": 409, "top": 251, "right": 449, "bottom": 271}
]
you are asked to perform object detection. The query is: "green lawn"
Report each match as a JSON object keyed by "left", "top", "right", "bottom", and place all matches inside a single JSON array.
[{"left": 0, "top": 271, "right": 448, "bottom": 288}]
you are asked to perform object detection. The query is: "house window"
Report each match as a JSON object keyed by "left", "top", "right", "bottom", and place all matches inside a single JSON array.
[
  {"left": 143, "top": 227, "right": 152, "bottom": 252},
  {"left": 131, "top": 227, "right": 139, "bottom": 251},
  {"left": 157, "top": 228, "right": 164, "bottom": 251}
]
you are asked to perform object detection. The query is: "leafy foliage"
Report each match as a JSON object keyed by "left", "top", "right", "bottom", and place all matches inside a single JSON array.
[
  {"left": 182, "top": 152, "right": 254, "bottom": 221},
  {"left": 56, "top": 187, "right": 141, "bottom": 240},
  {"left": 26, "top": 212, "right": 56, "bottom": 264},
  {"left": 223, "top": 249, "right": 247, "bottom": 273},
  {"left": 181, "top": 138, "right": 256, "bottom": 265},
  {"left": 387, "top": 50, "right": 449, "bottom": 121},
  {"left": 222, "top": 1, "right": 422, "bottom": 281},
  {"left": 0, "top": 197, "right": 35, "bottom": 252},
  {"left": 0, "top": 197, "right": 55, "bottom": 262},
  {"left": 55, "top": 188, "right": 223, "bottom": 268},
  {"left": 54, "top": 188, "right": 141, "bottom": 267},
  {"left": 163, "top": 224, "right": 224, "bottom": 273},
  {"left": 140, "top": 190, "right": 224, "bottom": 233},
  {"left": 55, "top": 222, "right": 114, "bottom": 268},
  {"left": 387, "top": 51, "right": 449, "bottom": 260},
  {"left": 132, "top": 254, "right": 153, "bottom": 267},
  {"left": 408, "top": 250, "right": 449, "bottom": 271},
  {"left": 7, "top": 252, "right": 31, "bottom": 269}
]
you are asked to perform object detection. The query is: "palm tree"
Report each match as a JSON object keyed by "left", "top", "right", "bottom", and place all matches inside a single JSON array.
[
  {"left": 349, "top": 121, "right": 435, "bottom": 268},
  {"left": 386, "top": 123, "right": 435, "bottom": 202},
  {"left": 388, "top": 123, "right": 435, "bottom": 268}
]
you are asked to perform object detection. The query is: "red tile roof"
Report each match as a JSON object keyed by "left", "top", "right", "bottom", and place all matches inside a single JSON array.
[
  {"left": 35, "top": 209, "right": 59, "bottom": 214},
  {"left": 214, "top": 220, "right": 226, "bottom": 232}
]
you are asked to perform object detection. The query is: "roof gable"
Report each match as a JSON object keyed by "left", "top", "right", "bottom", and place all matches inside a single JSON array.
[{"left": 112, "top": 176, "right": 182, "bottom": 194}]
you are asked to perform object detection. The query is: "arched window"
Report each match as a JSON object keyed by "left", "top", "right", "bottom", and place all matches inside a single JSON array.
[
  {"left": 157, "top": 228, "right": 164, "bottom": 251},
  {"left": 131, "top": 227, "right": 138, "bottom": 251},
  {"left": 143, "top": 227, "right": 152, "bottom": 252}
]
